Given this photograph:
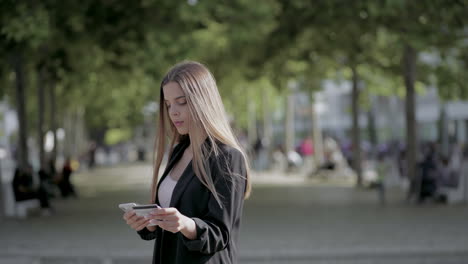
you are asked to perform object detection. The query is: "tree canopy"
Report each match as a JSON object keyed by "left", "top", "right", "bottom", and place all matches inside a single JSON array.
[{"left": 1, "top": 0, "right": 466, "bottom": 158}]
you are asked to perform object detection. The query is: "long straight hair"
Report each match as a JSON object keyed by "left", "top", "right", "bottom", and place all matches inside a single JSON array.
[{"left": 151, "top": 61, "right": 251, "bottom": 206}]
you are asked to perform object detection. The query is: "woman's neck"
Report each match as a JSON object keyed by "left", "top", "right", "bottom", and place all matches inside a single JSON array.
[{"left": 188, "top": 131, "right": 208, "bottom": 147}]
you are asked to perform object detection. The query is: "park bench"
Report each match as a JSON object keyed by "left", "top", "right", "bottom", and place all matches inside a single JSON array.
[{"left": 437, "top": 169, "right": 467, "bottom": 204}]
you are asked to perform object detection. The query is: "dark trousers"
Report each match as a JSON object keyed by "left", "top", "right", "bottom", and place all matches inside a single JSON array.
[{"left": 58, "top": 179, "right": 76, "bottom": 198}]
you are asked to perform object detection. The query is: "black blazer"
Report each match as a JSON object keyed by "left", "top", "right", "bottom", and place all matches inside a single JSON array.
[{"left": 137, "top": 138, "right": 247, "bottom": 264}]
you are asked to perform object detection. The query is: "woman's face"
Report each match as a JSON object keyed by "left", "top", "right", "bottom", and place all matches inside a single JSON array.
[{"left": 163, "top": 82, "right": 190, "bottom": 135}]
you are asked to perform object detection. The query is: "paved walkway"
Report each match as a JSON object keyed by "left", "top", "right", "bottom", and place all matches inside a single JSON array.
[{"left": 1, "top": 163, "right": 468, "bottom": 263}]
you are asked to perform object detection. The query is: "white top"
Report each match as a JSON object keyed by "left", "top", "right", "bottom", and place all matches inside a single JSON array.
[{"left": 158, "top": 173, "right": 178, "bottom": 208}]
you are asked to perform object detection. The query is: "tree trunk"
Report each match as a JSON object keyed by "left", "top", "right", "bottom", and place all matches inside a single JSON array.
[
  {"left": 76, "top": 107, "right": 88, "bottom": 158},
  {"left": 285, "top": 90, "right": 295, "bottom": 153},
  {"left": 247, "top": 101, "right": 257, "bottom": 150},
  {"left": 438, "top": 104, "right": 449, "bottom": 157},
  {"left": 403, "top": 44, "right": 418, "bottom": 201},
  {"left": 49, "top": 79, "right": 57, "bottom": 163},
  {"left": 0, "top": 159, "right": 3, "bottom": 219},
  {"left": 351, "top": 65, "right": 363, "bottom": 187},
  {"left": 459, "top": 119, "right": 467, "bottom": 144},
  {"left": 262, "top": 87, "right": 273, "bottom": 168},
  {"left": 64, "top": 110, "right": 75, "bottom": 158},
  {"left": 64, "top": 108, "right": 86, "bottom": 159},
  {"left": 11, "top": 50, "right": 29, "bottom": 168},
  {"left": 311, "top": 93, "right": 324, "bottom": 166},
  {"left": 367, "top": 102, "right": 378, "bottom": 151},
  {"left": 37, "top": 64, "right": 46, "bottom": 167}
]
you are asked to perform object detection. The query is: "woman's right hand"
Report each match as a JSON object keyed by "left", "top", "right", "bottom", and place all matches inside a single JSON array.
[{"left": 123, "top": 210, "right": 153, "bottom": 231}]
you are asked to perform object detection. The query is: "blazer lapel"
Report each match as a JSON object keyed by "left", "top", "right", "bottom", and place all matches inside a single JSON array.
[
  {"left": 169, "top": 138, "right": 214, "bottom": 207},
  {"left": 169, "top": 160, "right": 196, "bottom": 207},
  {"left": 156, "top": 140, "right": 189, "bottom": 195}
]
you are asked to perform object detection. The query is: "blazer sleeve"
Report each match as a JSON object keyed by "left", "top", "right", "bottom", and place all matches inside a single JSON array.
[
  {"left": 137, "top": 227, "right": 157, "bottom": 241},
  {"left": 181, "top": 147, "right": 247, "bottom": 254}
]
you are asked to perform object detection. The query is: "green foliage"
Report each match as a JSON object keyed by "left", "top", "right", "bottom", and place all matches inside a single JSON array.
[
  {"left": 427, "top": 46, "right": 468, "bottom": 100},
  {"left": 0, "top": 0, "right": 466, "bottom": 140},
  {"left": 1, "top": 3, "right": 51, "bottom": 47},
  {"left": 105, "top": 128, "right": 132, "bottom": 145}
]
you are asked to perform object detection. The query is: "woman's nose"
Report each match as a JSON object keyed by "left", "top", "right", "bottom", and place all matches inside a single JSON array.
[{"left": 169, "top": 106, "right": 179, "bottom": 116}]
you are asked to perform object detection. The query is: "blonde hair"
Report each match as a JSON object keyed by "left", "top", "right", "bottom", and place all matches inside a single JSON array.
[{"left": 151, "top": 61, "right": 251, "bottom": 206}]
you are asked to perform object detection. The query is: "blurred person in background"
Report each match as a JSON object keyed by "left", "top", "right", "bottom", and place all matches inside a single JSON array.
[
  {"left": 122, "top": 61, "right": 251, "bottom": 264},
  {"left": 435, "top": 144, "right": 465, "bottom": 203},
  {"left": 12, "top": 165, "right": 53, "bottom": 216},
  {"left": 376, "top": 152, "right": 390, "bottom": 205},
  {"left": 418, "top": 144, "right": 438, "bottom": 203},
  {"left": 57, "top": 157, "right": 77, "bottom": 198},
  {"left": 88, "top": 141, "right": 97, "bottom": 169},
  {"left": 38, "top": 160, "right": 57, "bottom": 198},
  {"left": 462, "top": 145, "right": 468, "bottom": 203}
]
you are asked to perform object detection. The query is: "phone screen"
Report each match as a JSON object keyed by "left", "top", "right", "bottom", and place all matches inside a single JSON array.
[{"left": 132, "top": 204, "right": 160, "bottom": 210}]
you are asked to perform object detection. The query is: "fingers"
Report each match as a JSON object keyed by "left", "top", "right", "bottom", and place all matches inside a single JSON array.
[
  {"left": 123, "top": 210, "right": 135, "bottom": 221},
  {"left": 130, "top": 216, "right": 150, "bottom": 230},
  {"left": 150, "top": 210, "right": 184, "bottom": 233},
  {"left": 134, "top": 207, "right": 185, "bottom": 233},
  {"left": 125, "top": 213, "right": 140, "bottom": 225},
  {"left": 152, "top": 207, "right": 178, "bottom": 216},
  {"left": 134, "top": 218, "right": 152, "bottom": 231},
  {"left": 146, "top": 207, "right": 178, "bottom": 223},
  {"left": 148, "top": 214, "right": 177, "bottom": 221},
  {"left": 123, "top": 210, "right": 151, "bottom": 231}
]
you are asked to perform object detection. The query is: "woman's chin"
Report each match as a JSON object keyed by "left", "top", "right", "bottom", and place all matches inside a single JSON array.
[{"left": 177, "top": 129, "right": 189, "bottom": 135}]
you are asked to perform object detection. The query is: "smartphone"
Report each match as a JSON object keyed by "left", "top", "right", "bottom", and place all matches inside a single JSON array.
[
  {"left": 118, "top": 203, "right": 137, "bottom": 212},
  {"left": 133, "top": 204, "right": 161, "bottom": 226},
  {"left": 133, "top": 204, "right": 161, "bottom": 217}
]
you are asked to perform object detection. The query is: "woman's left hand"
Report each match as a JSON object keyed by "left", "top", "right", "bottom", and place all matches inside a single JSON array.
[{"left": 148, "top": 208, "right": 197, "bottom": 240}]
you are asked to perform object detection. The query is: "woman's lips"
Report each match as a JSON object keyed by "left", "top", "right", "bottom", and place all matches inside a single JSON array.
[{"left": 174, "top": 121, "right": 184, "bottom": 127}]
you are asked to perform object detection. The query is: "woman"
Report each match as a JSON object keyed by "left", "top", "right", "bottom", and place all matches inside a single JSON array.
[{"left": 123, "top": 61, "right": 251, "bottom": 264}]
